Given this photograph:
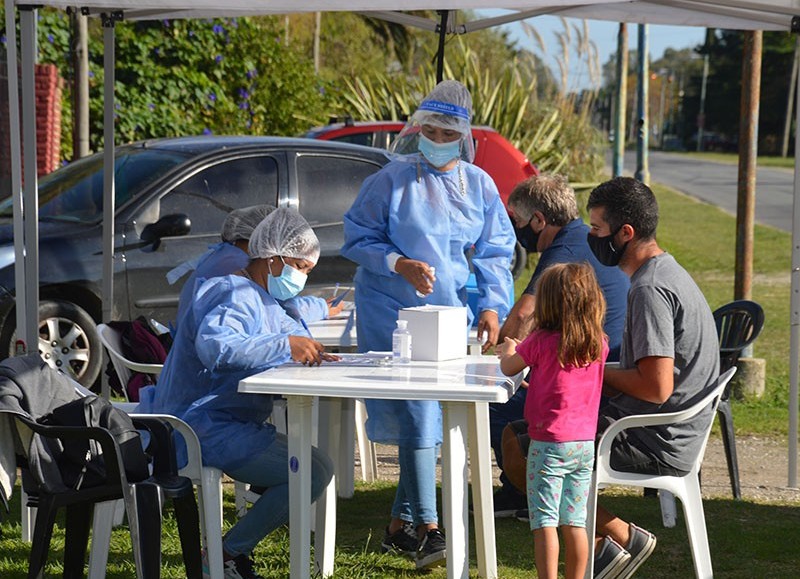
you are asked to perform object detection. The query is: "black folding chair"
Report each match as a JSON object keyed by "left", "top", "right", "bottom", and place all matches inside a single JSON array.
[
  {"left": 713, "top": 299, "right": 765, "bottom": 499},
  {"left": 10, "top": 412, "right": 202, "bottom": 579}
]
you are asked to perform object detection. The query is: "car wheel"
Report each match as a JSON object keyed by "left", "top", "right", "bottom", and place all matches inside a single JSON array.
[
  {"left": 510, "top": 241, "right": 527, "bottom": 280},
  {"left": 2, "top": 300, "right": 102, "bottom": 388}
]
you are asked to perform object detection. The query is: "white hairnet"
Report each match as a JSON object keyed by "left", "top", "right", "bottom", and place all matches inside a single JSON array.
[
  {"left": 389, "top": 80, "right": 476, "bottom": 163},
  {"left": 248, "top": 206, "right": 320, "bottom": 264},
  {"left": 221, "top": 204, "right": 276, "bottom": 242}
]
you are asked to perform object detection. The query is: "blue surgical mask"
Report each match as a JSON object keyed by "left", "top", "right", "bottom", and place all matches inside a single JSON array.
[
  {"left": 267, "top": 257, "right": 308, "bottom": 300},
  {"left": 418, "top": 134, "right": 461, "bottom": 168}
]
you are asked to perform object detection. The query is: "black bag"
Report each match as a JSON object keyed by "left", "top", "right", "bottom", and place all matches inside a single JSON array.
[{"left": 39, "top": 396, "right": 150, "bottom": 490}]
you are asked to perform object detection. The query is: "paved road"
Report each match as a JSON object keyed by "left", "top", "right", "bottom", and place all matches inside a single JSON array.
[{"left": 618, "top": 150, "right": 795, "bottom": 233}]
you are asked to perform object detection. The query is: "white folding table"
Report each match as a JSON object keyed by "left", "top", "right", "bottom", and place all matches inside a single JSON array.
[{"left": 239, "top": 355, "right": 521, "bottom": 579}]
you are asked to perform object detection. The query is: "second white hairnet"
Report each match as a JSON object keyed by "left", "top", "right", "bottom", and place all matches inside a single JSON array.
[
  {"left": 221, "top": 204, "right": 276, "bottom": 242},
  {"left": 389, "top": 80, "right": 476, "bottom": 163},
  {"left": 248, "top": 206, "right": 320, "bottom": 264}
]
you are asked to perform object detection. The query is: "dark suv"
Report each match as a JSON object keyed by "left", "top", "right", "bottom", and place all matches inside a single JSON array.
[{"left": 0, "top": 136, "right": 392, "bottom": 386}]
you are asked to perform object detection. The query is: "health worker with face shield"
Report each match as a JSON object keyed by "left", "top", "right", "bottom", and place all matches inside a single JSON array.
[
  {"left": 342, "top": 80, "right": 516, "bottom": 569},
  {"left": 139, "top": 207, "right": 335, "bottom": 579}
]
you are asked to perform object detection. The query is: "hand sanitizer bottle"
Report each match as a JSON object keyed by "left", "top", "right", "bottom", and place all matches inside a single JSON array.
[
  {"left": 416, "top": 266, "right": 435, "bottom": 298},
  {"left": 392, "top": 319, "right": 412, "bottom": 364}
]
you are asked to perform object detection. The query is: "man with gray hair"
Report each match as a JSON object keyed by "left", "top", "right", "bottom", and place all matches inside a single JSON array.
[{"left": 488, "top": 174, "right": 629, "bottom": 517}]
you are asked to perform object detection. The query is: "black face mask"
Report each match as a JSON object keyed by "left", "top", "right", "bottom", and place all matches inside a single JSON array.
[
  {"left": 515, "top": 220, "right": 540, "bottom": 253},
  {"left": 587, "top": 227, "right": 627, "bottom": 266}
]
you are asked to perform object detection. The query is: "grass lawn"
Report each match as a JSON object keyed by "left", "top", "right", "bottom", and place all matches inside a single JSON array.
[
  {"left": 2, "top": 481, "right": 799, "bottom": 578},
  {"left": 1, "top": 182, "right": 797, "bottom": 577}
]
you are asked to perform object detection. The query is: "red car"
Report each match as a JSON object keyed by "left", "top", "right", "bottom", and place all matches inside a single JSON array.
[
  {"left": 305, "top": 119, "right": 537, "bottom": 278},
  {"left": 305, "top": 119, "right": 538, "bottom": 210}
]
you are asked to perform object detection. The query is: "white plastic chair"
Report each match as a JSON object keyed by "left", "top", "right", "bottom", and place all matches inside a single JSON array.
[
  {"left": 586, "top": 367, "right": 736, "bottom": 579},
  {"left": 93, "top": 323, "right": 227, "bottom": 578},
  {"left": 96, "top": 323, "right": 165, "bottom": 402},
  {"left": 85, "top": 406, "right": 226, "bottom": 579}
]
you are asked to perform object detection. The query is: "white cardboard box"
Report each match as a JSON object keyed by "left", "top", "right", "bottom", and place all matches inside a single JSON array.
[{"left": 399, "top": 305, "right": 468, "bottom": 361}]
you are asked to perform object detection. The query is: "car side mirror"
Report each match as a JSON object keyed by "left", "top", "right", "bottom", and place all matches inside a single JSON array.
[{"left": 140, "top": 213, "right": 191, "bottom": 251}]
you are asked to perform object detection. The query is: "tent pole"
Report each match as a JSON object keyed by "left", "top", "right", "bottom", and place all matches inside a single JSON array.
[
  {"left": 789, "top": 18, "right": 800, "bottom": 490},
  {"left": 5, "top": 0, "right": 26, "bottom": 357},
  {"left": 20, "top": 8, "right": 39, "bottom": 355},
  {"left": 101, "top": 12, "right": 120, "bottom": 399},
  {"left": 435, "top": 10, "right": 449, "bottom": 84}
]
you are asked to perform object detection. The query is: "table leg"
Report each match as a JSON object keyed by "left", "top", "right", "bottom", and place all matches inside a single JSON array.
[
  {"left": 468, "top": 402, "right": 498, "bottom": 578},
  {"left": 337, "top": 398, "right": 356, "bottom": 498},
  {"left": 441, "top": 402, "right": 470, "bottom": 579},
  {"left": 287, "top": 395, "right": 313, "bottom": 578},
  {"left": 315, "top": 398, "right": 340, "bottom": 577}
]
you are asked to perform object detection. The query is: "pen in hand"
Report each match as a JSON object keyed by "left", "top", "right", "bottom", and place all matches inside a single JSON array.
[{"left": 300, "top": 318, "right": 312, "bottom": 337}]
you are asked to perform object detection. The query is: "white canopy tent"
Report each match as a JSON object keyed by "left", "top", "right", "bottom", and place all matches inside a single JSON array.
[{"left": 5, "top": 0, "right": 800, "bottom": 492}]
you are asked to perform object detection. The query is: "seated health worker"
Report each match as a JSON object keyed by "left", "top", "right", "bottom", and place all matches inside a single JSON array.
[
  {"left": 342, "top": 79, "right": 516, "bottom": 569},
  {"left": 170, "top": 204, "right": 339, "bottom": 331},
  {"left": 140, "top": 207, "right": 335, "bottom": 579}
]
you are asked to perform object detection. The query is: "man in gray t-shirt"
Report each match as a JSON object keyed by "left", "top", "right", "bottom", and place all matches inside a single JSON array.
[{"left": 585, "top": 177, "right": 720, "bottom": 579}]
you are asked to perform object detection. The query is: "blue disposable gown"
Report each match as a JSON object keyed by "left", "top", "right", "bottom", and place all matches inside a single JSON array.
[
  {"left": 341, "top": 156, "right": 515, "bottom": 447},
  {"left": 175, "top": 242, "right": 327, "bottom": 331},
  {"left": 140, "top": 274, "right": 306, "bottom": 471}
]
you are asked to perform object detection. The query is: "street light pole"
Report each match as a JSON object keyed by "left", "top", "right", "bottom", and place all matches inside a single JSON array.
[
  {"left": 635, "top": 24, "right": 649, "bottom": 184},
  {"left": 613, "top": 23, "right": 628, "bottom": 177}
]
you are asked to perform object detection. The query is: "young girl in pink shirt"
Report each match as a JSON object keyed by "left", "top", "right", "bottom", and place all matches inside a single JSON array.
[{"left": 498, "top": 262, "right": 608, "bottom": 579}]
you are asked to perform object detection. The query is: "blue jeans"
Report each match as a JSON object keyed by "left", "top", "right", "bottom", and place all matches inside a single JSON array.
[
  {"left": 391, "top": 445, "right": 438, "bottom": 527},
  {"left": 222, "top": 433, "right": 334, "bottom": 556}
]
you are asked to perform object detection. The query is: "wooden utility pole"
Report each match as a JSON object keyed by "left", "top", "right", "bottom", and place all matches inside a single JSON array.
[
  {"left": 782, "top": 36, "right": 800, "bottom": 158},
  {"left": 736, "top": 30, "right": 762, "bottom": 301}
]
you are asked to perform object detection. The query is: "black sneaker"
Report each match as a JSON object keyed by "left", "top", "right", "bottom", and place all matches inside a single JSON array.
[
  {"left": 593, "top": 536, "right": 631, "bottom": 579},
  {"left": 616, "top": 523, "right": 656, "bottom": 579},
  {"left": 381, "top": 521, "right": 418, "bottom": 556},
  {"left": 514, "top": 508, "right": 530, "bottom": 523},
  {"left": 416, "top": 528, "right": 447, "bottom": 569},
  {"left": 492, "top": 486, "right": 528, "bottom": 518},
  {"left": 223, "top": 553, "right": 264, "bottom": 579}
]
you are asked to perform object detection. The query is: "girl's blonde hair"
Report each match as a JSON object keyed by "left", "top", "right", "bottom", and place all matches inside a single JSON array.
[{"left": 532, "top": 262, "right": 607, "bottom": 368}]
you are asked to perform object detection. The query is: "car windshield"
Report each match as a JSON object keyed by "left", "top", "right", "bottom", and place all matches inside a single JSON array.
[{"left": 0, "top": 147, "right": 192, "bottom": 222}]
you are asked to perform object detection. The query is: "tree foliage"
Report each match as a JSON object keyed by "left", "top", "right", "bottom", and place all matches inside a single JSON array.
[
  {"left": 600, "top": 28, "right": 799, "bottom": 154},
  {"left": 337, "top": 38, "right": 604, "bottom": 183},
  {"left": 6, "top": 10, "right": 330, "bottom": 153},
  {"left": 2, "top": 8, "right": 604, "bottom": 180}
]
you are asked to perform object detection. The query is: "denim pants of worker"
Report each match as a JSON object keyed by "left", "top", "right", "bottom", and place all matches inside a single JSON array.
[
  {"left": 391, "top": 445, "right": 439, "bottom": 527},
  {"left": 489, "top": 387, "right": 528, "bottom": 495},
  {"left": 222, "top": 433, "right": 335, "bottom": 556}
]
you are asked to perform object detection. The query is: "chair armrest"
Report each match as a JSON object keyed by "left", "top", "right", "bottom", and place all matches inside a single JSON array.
[
  {"left": 129, "top": 413, "right": 204, "bottom": 480},
  {"left": 13, "top": 414, "right": 126, "bottom": 488},
  {"left": 597, "top": 367, "right": 737, "bottom": 458},
  {"left": 130, "top": 416, "right": 178, "bottom": 475},
  {"left": 122, "top": 360, "right": 163, "bottom": 378}
]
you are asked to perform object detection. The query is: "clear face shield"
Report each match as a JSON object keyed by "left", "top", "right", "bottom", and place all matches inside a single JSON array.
[{"left": 389, "top": 100, "right": 475, "bottom": 163}]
